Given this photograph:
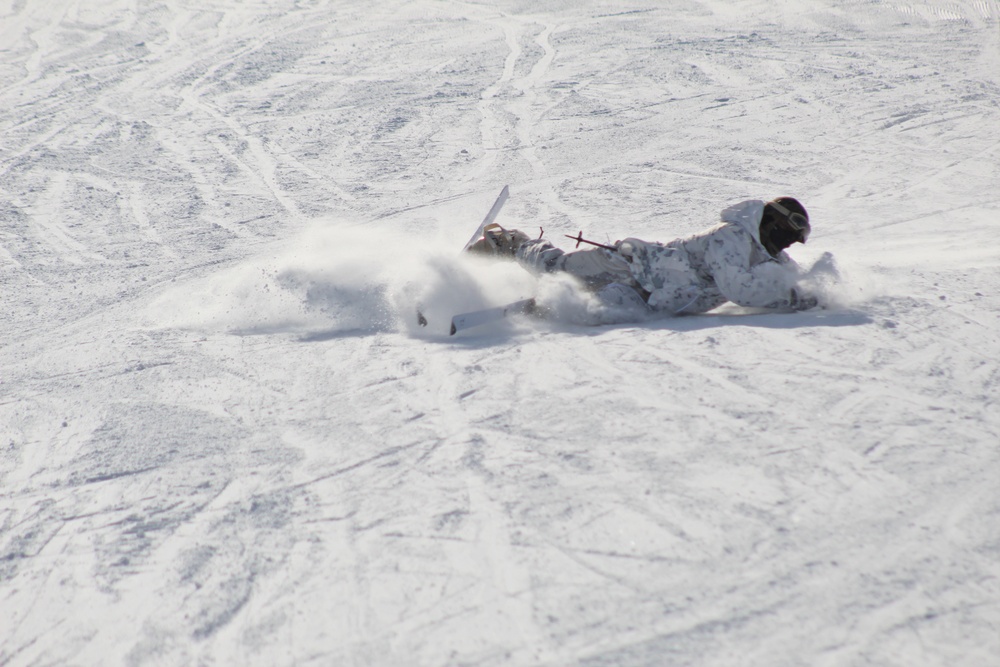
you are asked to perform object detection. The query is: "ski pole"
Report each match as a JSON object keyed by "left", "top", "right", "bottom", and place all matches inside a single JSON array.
[{"left": 565, "top": 231, "right": 616, "bottom": 250}]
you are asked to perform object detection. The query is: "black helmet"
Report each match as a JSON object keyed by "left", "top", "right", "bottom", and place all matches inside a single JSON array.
[{"left": 760, "top": 197, "right": 810, "bottom": 257}]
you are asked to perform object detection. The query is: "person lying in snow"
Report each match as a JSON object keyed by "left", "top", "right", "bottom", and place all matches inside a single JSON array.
[{"left": 467, "top": 197, "right": 821, "bottom": 315}]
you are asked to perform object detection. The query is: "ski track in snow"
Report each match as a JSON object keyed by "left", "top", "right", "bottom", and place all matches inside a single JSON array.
[{"left": 2, "top": 1, "right": 1000, "bottom": 666}]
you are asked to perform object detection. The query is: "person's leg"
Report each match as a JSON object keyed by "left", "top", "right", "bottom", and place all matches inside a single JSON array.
[
  {"left": 468, "top": 228, "right": 648, "bottom": 304},
  {"left": 594, "top": 282, "right": 650, "bottom": 310},
  {"left": 517, "top": 240, "right": 634, "bottom": 289}
]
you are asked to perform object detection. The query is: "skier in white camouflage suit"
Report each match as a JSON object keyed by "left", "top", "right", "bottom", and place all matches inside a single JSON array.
[{"left": 467, "top": 197, "right": 819, "bottom": 315}]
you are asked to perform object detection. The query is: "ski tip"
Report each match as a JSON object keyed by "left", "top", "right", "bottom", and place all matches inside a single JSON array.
[{"left": 449, "top": 322, "right": 457, "bottom": 336}]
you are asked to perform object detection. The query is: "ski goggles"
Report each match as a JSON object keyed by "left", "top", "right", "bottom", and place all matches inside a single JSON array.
[{"left": 768, "top": 200, "right": 811, "bottom": 242}]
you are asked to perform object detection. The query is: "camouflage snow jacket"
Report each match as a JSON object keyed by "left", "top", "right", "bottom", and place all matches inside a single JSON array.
[{"left": 617, "top": 200, "right": 800, "bottom": 314}]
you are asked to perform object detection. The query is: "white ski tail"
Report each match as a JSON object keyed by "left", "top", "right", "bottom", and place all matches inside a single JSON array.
[
  {"left": 462, "top": 185, "right": 510, "bottom": 251},
  {"left": 450, "top": 298, "right": 536, "bottom": 336}
]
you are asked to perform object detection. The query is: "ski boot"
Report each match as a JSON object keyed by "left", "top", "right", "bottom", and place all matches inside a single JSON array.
[{"left": 466, "top": 223, "right": 531, "bottom": 258}]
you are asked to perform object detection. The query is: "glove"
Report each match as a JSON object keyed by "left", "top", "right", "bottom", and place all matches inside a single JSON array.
[{"left": 789, "top": 288, "right": 819, "bottom": 311}]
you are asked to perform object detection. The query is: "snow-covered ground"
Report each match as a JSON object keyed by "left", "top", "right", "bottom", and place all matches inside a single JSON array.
[{"left": 2, "top": 1, "right": 999, "bottom": 665}]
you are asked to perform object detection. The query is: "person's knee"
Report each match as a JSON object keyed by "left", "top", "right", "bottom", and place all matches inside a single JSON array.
[{"left": 516, "top": 240, "right": 564, "bottom": 273}]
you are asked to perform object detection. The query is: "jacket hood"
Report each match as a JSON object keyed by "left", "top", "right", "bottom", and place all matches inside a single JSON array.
[{"left": 719, "top": 200, "right": 766, "bottom": 246}]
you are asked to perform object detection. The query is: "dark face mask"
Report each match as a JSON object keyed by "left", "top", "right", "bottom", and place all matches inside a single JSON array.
[
  {"left": 761, "top": 202, "right": 810, "bottom": 256},
  {"left": 767, "top": 223, "right": 805, "bottom": 253}
]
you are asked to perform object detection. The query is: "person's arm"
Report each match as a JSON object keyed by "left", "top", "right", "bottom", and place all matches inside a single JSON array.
[{"left": 703, "top": 226, "right": 804, "bottom": 308}]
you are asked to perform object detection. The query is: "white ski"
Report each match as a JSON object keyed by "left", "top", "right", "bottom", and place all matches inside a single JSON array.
[
  {"left": 450, "top": 298, "right": 536, "bottom": 336},
  {"left": 417, "top": 185, "right": 511, "bottom": 328},
  {"left": 462, "top": 184, "right": 510, "bottom": 251}
]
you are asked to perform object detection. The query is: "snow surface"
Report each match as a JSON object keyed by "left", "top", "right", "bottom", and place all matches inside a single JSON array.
[{"left": 2, "top": 1, "right": 1000, "bottom": 665}]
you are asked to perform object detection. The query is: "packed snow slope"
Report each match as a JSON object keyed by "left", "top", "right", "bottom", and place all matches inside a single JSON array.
[{"left": 2, "top": 1, "right": 999, "bottom": 665}]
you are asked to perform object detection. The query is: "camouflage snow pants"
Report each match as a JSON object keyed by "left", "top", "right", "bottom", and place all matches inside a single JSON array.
[{"left": 514, "top": 239, "right": 650, "bottom": 310}]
